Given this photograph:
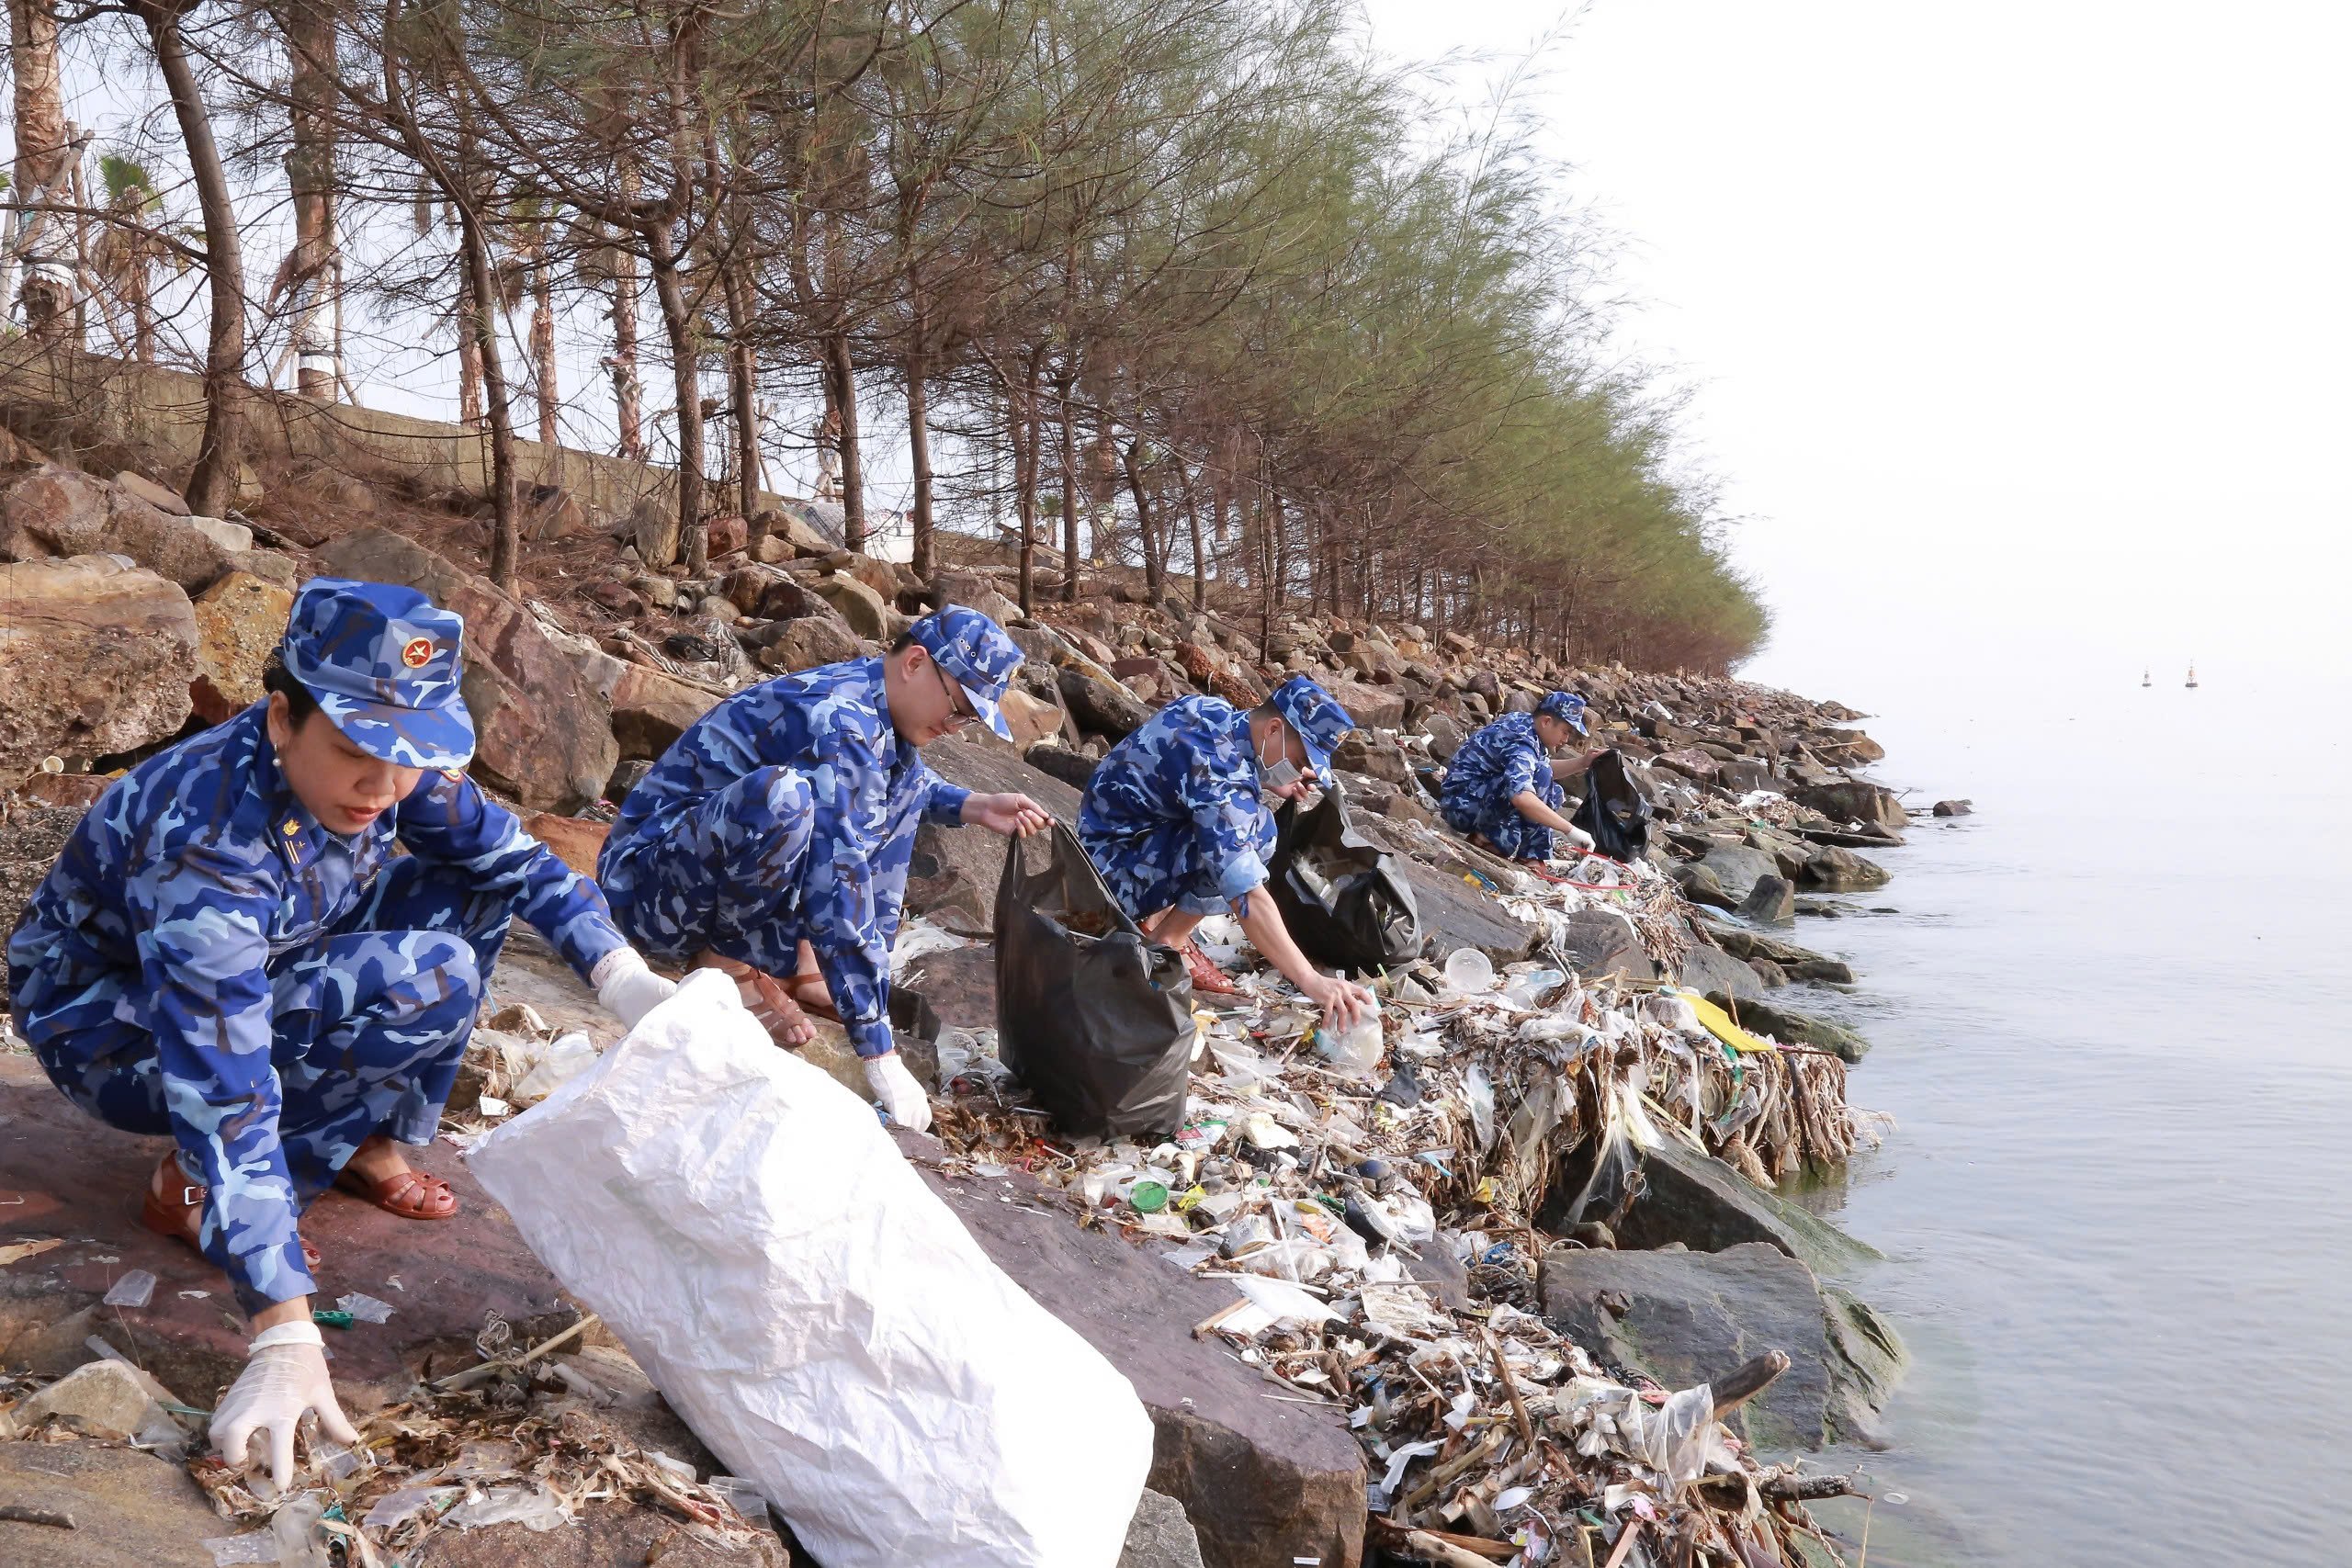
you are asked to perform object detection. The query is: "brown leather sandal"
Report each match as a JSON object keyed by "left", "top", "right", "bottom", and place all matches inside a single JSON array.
[
  {"left": 140, "top": 1151, "right": 322, "bottom": 1269},
  {"left": 775, "top": 970, "right": 841, "bottom": 1021},
  {"left": 333, "top": 1164, "right": 458, "bottom": 1221}
]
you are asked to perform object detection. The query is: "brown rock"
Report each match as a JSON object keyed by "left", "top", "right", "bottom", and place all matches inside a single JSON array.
[
  {"left": 1058, "top": 667, "right": 1152, "bottom": 739},
  {"left": 227, "top": 547, "right": 297, "bottom": 588},
  {"left": 188, "top": 570, "right": 294, "bottom": 724},
  {"left": 522, "top": 484, "right": 589, "bottom": 542},
  {"left": 0, "top": 1441, "right": 224, "bottom": 1568},
  {"left": 0, "top": 556, "right": 197, "bottom": 783},
  {"left": 756, "top": 615, "right": 862, "bottom": 672},
  {"left": 20, "top": 772, "right": 109, "bottom": 809},
  {"left": 705, "top": 512, "right": 748, "bottom": 557},
  {"left": 0, "top": 467, "right": 108, "bottom": 560},
  {"left": 520, "top": 812, "right": 612, "bottom": 877},
  {"left": 112, "top": 469, "right": 190, "bottom": 515},
  {"left": 998, "top": 687, "right": 1068, "bottom": 749},
  {"left": 610, "top": 664, "right": 719, "bottom": 761},
  {"left": 629, "top": 495, "right": 680, "bottom": 570},
  {"left": 810, "top": 570, "right": 891, "bottom": 640},
  {"left": 1325, "top": 675, "right": 1404, "bottom": 729},
  {"left": 314, "top": 528, "right": 617, "bottom": 812}
]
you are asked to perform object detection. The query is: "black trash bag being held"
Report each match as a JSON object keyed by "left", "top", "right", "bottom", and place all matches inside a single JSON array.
[
  {"left": 1570, "top": 747, "right": 1653, "bottom": 862},
  {"left": 994, "top": 823, "right": 1196, "bottom": 1139},
  {"left": 1267, "top": 790, "right": 1423, "bottom": 976}
]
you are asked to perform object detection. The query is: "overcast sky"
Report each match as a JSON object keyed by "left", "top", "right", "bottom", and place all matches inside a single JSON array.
[{"left": 1360, "top": 1, "right": 2352, "bottom": 712}]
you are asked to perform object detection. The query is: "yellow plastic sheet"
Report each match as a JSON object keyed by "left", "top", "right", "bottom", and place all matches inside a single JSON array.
[{"left": 1679, "top": 988, "right": 1778, "bottom": 1055}]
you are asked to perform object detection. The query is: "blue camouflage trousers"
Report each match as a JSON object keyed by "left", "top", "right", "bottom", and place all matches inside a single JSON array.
[
  {"left": 1442, "top": 775, "right": 1566, "bottom": 862},
  {"left": 604, "top": 765, "right": 820, "bottom": 976},
  {"left": 36, "top": 854, "right": 505, "bottom": 1213}
]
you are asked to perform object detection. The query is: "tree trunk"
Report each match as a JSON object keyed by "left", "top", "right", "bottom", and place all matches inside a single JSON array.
[
  {"left": 278, "top": 0, "right": 337, "bottom": 399},
  {"left": 824, "top": 331, "right": 865, "bottom": 551},
  {"left": 7, "top": 0, "right": 72, "bottom": 336},
  {"left": 1177, "top": 461, "right": 1206, "bottom": 614},
  {"left": 139, "top": 0, "right": 245, "bottom": 517},
  {"left": 722, "top": 256, "right": 760, "bottom": 529},
  {"left": 647, "top": 228, "right": 705, "bottom": 575},
  {"left": 458, "top": 209, "right": 520, "bottom": 589},
  {"left": 905, "top": 333, "right": 935, "bottom": 581},
  {"left": 1012, "top": 346, "right": 1042, "bottom": 615},
  {"left": 1121, "top": 436, "right": 1163, "bottom": 604},
  {"left": 530, "top": 239, "right": 558, "bottom": 450},
  {"left": 609, "top": 162, "right": 645, "bottom": 460},
  {"left": 1056, "top": 368, "right": 1080, "bottom": 603},
  {"left": 455, "top": 250, "right": 484, "bottom": 425}
]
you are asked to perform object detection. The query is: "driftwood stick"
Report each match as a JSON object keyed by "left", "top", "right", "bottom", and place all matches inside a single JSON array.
[
  {"left": 1710, "top": 1349, "right": 1790, "bottom": 1418},
  {"left": 1481, "top": 1328, "right": 1537, "bottom": 1447},
  {"left": 1760, "top": 1471, "right": 1860, "bottom": 1504},
  {"left": 1403, "top": 1529, "right": 1511, "bottom": 1567},
  {"left": 0, "top": 1504, "right": 76, "bottom": 1528},
  {"left": 1601, "top": 1519, "right": 1644, "bottom": 1568}
]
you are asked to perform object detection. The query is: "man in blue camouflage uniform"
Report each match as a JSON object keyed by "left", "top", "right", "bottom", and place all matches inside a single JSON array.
[
  {"left": 1440, "top": 691, "right": 1604, "bottom": 863},
  {"left": 598, "top": 605, "right": 1051, "bottom": 1134},
  {"left": 1077, "top": 674, "right": 1375, "bottom": 1026},
  {"left": 6, "top": 578, "right": 674, "bottom": 1490}
]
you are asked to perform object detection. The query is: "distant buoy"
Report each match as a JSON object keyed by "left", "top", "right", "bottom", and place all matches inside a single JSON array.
[{"left": 2185, "top": 661, "right": 2199, "bottom": 690}]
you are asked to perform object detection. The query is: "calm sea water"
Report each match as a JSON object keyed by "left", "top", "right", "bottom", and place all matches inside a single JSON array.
[{"left": 1757, "top": 674, "right": 2352, "bottom": 1567}]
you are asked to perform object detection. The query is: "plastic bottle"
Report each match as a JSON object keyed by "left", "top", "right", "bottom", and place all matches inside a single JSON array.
[{"left": 1313, "top": 997, "right": 1383, "bottom": 1074}]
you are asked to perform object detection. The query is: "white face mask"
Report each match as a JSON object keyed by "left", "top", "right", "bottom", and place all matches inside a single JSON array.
[{"left": 1256, "top": 722, "right": 1301, "bottom": 791}]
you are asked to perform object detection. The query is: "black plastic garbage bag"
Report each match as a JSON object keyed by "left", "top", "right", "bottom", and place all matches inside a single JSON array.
[
  {"left": 1267, "top": 791, "right": 1423, "bottom": 976},
  {"left": 1570, "top": 747, "right": 1653, "bottom": 861},
  {"left": 994, "top": 823, "right": 1195, "bottom": 1139}
]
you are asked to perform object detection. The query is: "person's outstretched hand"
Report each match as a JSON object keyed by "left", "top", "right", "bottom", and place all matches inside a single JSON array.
[
  {"left": 1300, "top": 971, "right": 1375, "bottom": 1032},
  {"left": 967, "top": 793, "right": 1053, "bottom": 838},
  {"left": 865, "top": 1052, "right": 934, "bottom": 1133},
  {"left": 212, "top": 1321, "right": 359, "bottom": 1490}
]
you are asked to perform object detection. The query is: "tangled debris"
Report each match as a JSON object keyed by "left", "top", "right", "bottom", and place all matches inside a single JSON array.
[{"left": 928, "top": 849, "right": 1885, "bottom": 1566}]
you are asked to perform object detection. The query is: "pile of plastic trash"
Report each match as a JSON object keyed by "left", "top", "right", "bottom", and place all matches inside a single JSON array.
[{"left": 929, "top": 865, "right": 1881, "bottom": 1565}]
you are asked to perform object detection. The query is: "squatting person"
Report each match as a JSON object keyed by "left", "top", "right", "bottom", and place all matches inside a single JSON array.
[
  {"left": 595, "top": 604, "right": 1053, "bottom": 1134},
  {"left": 5, "top": 579, "right": 677, "bottom": 1487},
  {"left": 1076, "top": 674, "right": 1375, "bottom": 1027},
  {"left": 1439, "top": 691, "right": 1605, "bottom": 864}
]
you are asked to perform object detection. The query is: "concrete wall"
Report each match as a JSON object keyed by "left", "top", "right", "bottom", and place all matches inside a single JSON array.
[{"left": 0, "top": 340, "right": 798, "bottom": 523}]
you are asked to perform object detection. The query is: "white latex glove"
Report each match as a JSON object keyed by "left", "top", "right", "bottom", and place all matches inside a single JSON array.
[
  {"left": 864, "top": 1052, "right": 933, "bottom": 1134},
  {"left": 211, "top": 1321, "right": 359, "bottom": 1490},
  {"left": 1563, "top": 824, "right": 1597, "bottom": 852},
  {"left": 593, "top": 947, "right": 677, "bottom": 1030}
]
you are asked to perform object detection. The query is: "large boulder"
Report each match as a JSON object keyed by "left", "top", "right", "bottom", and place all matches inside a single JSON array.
[
  {"left": 1550, "top": 907, "right": 1657, "bottom": 982},
  {"left": 1799, "top": 844, "right": 1892, "bottom": 893},
  {"left": 754, "top": 615, "right": 863, "bottom": 673},
  {"left": 0, "top": 556, "right": 198, "bottom": 783},
  {"left": 1326, "top": 674, "right": 1404, "bottom": 729},
  {"left": 1059, "top": 666, "right": 1153, "bottom": 739},
  {"left": 910, "top": 738, "right": 1086, "bottom": 931},
  {"left": 628, "top": 495, "right": 680, "bottom": 570},
  {"left": 1736, "top": 873, "right": 1797, "bottom": 927},
  {"left": 1539, "top": 1241, "right": 1902, "bottom": 1450},
  {"left": 1419, "top": 711, "right": 1465, "bottom": 761},
  {"left": 187, "top": 570, "right": 293, "bottom": 724},
  {"left": 0, "top": 468, "right": 230, "bottom": 592},
  {"left": 1677, "top": 942, "right": 1764, "bottom": 1002},
  {"left": 610, "top": 665, "right": 719, "bottom": 762},
  {"left": 810, "top": 570, "right": 892, "bottom": 640},
  {"left": 908, "top": 1145, "right": 1366, "bottom": 1568},
  {"left": 1563, "top": 1126, "right": 1880, "bottom": 1280},
  {"left": 315, "top": 528, "right": 617, "bottom": 812},
  {"left": 1697, "top": 842, "right": 1779, "bottom": 905},
  {"left": 1792, "top": 778, "right": 1906, "bottom": 834},
  {"left": 998, "top": 687, "right": 1070, "bottom": 750}
]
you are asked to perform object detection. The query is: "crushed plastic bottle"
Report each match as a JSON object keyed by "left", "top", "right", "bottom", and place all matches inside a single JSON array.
[
  {"left": 706, "top": 1475, "right": 770, "bottom": 1526},
  {"left": 102, "top": 1269, "right": 157, "bottom": 1309},
  {"left": 1313, "top": 997, "right": 1383, "bottom": 1075},
  {"left": 514, "top": 1032, "right": 597, "bottom": 1101},
  {"left": 334, "top": 1292, "right": 396, "bottom": 1325}
]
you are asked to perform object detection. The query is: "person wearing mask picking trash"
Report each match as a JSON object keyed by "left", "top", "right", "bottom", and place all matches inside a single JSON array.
[
  {"left": 5, "top": 579, "right": 673, "bottom": 1489},
  {"left": 1077, "top": 674, "right": 1375, "bottom": 1027},
  {"left": 1440, "top": 690, "right": 1606, "bottom": 864},
  {"left": 597, "top": 605, "right": 1052, "bottom": 1134}
]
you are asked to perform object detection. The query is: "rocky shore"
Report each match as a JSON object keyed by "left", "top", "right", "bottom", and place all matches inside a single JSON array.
[{"left": 0, "top": 455, "right": 1928, "bottom": 1568}]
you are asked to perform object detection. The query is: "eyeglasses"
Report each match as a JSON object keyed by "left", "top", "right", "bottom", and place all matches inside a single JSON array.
[{"left": 932, "top": 658, "right": 978, "bottom": 728}]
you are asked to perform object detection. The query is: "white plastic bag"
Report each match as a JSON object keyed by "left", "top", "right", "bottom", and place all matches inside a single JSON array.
[{"left": 469, "top": 972, "right": 1154, "bottom": 1568}]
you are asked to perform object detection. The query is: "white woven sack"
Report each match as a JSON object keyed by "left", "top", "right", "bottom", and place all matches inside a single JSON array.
[{"left": 470, "top": 970, "right": 1153, "bottom": 1567}]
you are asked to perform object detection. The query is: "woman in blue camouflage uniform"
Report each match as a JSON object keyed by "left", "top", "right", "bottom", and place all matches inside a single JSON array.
[
  {"left": 596, "top": 605, "right": 1052, "bottom": 1134},
  {"left": 6, "top": 579, "right": 673, "bottom": 1488},
  {"left": 1076, "top": 674, "right": 1375, "bottom": 1027},
  {"left": 1439, "top": 691, "right": 1605, "bottom": 863}
]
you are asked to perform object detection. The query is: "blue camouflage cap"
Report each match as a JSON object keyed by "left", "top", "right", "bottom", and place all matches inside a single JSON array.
[
  {"left": 1538, "top": 690, "right": 1589, "bottom": 736},
  {"left": 910, "top": 604, "right": 1023, "bottom": 741},
  {"left": 1267, "top": 674, "right": 1354, "bottom": 783},
  {"left": 281, "top": 578, "right": 476, "bottom": 769}
]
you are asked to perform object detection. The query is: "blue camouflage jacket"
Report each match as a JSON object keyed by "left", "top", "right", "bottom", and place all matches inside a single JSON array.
[
  {"left": 598, "top": 658, "right": 971, "bottom": 1059},
  {"left": 5, "top": 703, "right": 625, "bottom": 1305},
  {"left": 1078, "top": 694, "right": 1276, "bottom": 910},
  {"left": 1442, "top": 711, "right": 1555, "bottom": 808}
]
